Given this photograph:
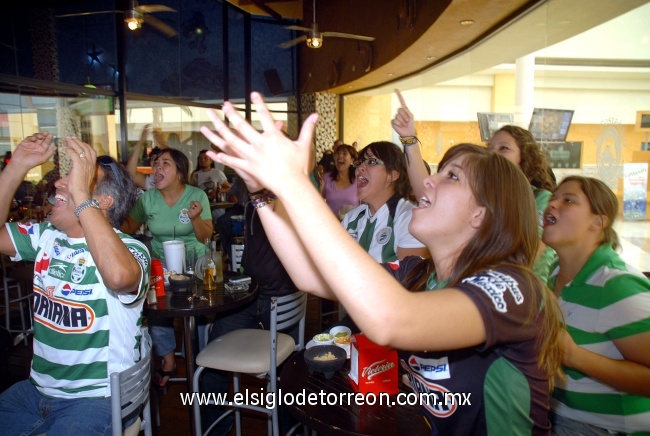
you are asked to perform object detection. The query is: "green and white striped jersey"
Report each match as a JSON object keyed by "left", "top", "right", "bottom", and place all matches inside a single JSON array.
[
  {"left": 6, "top": 221, "right": 150, "bottom": 399},
  {"left": 549, "top": 243, "right": 650, "bottom": 434},
  {"left": 341, "top": 196, "right": 424, "bottom": 263}
]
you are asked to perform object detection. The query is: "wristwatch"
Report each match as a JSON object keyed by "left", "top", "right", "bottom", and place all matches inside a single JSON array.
[{"left": 74, "top": 198, "right": 101, "bottom": 219}]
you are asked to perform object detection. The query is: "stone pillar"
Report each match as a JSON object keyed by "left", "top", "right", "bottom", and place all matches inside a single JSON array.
[{"left": 301, "top": 92, "right": 337, "bottom": 162}]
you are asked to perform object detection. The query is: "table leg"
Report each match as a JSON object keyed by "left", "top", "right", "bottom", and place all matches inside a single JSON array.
[{"left": 183, "top": 315, "right": 198, "bottom": 435}]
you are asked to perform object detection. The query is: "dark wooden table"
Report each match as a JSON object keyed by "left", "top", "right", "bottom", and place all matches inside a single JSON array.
[
  {"left": 209, "top": 201, "right": 235, "bottom": 210},
  {"left": 145, "top": 275, "right": 258, "bottom": 435},
  {"left": 280, "top": 349, "right": 430, "bottom": 436}
]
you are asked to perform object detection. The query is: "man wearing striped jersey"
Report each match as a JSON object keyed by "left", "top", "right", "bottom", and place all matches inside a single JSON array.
[{"left": 0, "top": 133, "right": 150, "bottom": 435}]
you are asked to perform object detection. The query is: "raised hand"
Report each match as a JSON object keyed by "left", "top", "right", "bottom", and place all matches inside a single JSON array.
[
  {"left": 139, "top": 124, "right": 151, "bottom": 143},
  {"left": 11, "top": 132, "right": 56, "bottom": 170},
  {"left": 187, "top": 200, "right": 203, "bottom": 220},
  {"left": 391, "top": 89, "right": 416, "bottom": 138},
  {"left": 61, "top": 137, "right": 98, "bottom": 206},
  {"left": 200, "top": 92, "right": 318, "bottom": 196}
]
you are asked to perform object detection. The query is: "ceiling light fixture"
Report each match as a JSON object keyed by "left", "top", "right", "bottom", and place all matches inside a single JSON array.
[
  {"left": 306, "top": 33, "right": 323, "bottom": 48},
  {"left": 427, "top": 56, "right": 437, "bottom": 61},
  {"left": 459, "top": 19, "right": 475, "bottom": 26},
  {"left": 124, "top": 10, "right": 144, "bottom": 31}
]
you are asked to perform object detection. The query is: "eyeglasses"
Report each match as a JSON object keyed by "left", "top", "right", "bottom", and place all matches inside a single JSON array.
[
  {"left": 97, "top": 155, "right": 123, "bottom": 188},
  {"left": 352, "top": 157, "right": 385, "bottom": 168}
]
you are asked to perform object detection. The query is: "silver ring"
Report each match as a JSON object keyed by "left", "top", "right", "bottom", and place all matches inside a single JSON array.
[{"left": 79, "top": 152, "right": 86, "bottom": 158}]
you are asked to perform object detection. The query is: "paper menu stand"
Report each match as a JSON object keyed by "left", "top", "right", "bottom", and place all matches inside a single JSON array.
[{"left": 348, "top": 333, "right": 399, "bottom": 395}]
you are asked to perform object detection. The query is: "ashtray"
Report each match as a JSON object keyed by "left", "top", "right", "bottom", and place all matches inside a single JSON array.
[
  {"left": 225, "top": 282, "right": 249, "bottom": 293},
  {"left": 304, "top": 345, "right": 346, "bottom": 379}
]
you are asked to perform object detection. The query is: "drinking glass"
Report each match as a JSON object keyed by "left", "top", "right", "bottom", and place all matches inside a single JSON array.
[{"left": 185, "top": 246, "right": 196, "bottom": 276}]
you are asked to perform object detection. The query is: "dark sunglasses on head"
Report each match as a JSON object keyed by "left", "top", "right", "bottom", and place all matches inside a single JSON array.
[{"left": 97, "top": 155, "right": 123, "bottom": 188}]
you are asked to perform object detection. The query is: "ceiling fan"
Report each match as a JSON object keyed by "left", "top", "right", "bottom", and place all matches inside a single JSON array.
[
  {"left": 278, "top": 0, "right": 375, "bottom": 49},
  {"left": 56, "top": 0, "right": 178, "bottom": 38}
]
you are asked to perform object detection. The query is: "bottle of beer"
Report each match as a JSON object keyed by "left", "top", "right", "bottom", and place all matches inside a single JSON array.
[{"left": 203, "top": 238, "right": 216, "bottom": 290}]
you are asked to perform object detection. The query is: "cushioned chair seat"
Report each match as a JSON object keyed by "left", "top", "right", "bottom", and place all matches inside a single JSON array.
[{"left": 196, "top": 330, "right": 295, "bottom": 373}]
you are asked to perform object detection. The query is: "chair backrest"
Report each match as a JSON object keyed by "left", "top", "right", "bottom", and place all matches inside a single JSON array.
[
  {"left": 267, "top": 291, "right": 307, "bottom": 373},
  {"left": 110, "top": 327, "right": 152, "bottom": 436},
  {"left": 273, "top": 291, "right": 307, "bottom": 349}
]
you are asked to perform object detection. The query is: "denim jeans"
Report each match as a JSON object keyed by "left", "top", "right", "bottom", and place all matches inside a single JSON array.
[
  {"left": 149, "top": 318, "right": 209, "bottom": 358},
  {"left": 0, "top": 380, "right": 117, "bottom": 435},
  {"left": 149, "top": 322, "right": 176, "bottom": 357},
  {"left": 201, "top": 294, "right": 299, "bottom": 435}
]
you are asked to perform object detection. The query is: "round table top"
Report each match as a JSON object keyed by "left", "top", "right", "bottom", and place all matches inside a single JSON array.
[
  {"left": 209, "top": 201, "right": 235, "bottom": 209},
  {"left": 145, "top": 275, "right": 258, "bottom": 318},
  {"left": 280, "top": 349, "right": 430, "bottom": 436}
]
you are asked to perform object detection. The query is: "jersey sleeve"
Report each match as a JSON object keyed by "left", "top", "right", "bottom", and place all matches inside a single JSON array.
[
  {"left": 381, "top": 256, "right": 426, "bottom": 287},
  {"left": 599, "top": 273, "right": 650, "bottom": 340},
  {"left": 217, "top": 170, "right": 228, "bottom": 185},
  {"left": 394, "top": 202, "right": 425, "bottom": 249},
  {"left": 454, "top": 268, "right": 539, "bottom": 348},
  {"left": 5, "top": 221, "right": 47, "bottom": 262},
  {"left": 129, "top": 193, "right": 148, "bottom": 223},
  {"left": 116, "top": 233, "right": 151, "bottom": 305},
  {"left": 534, "top": 188, "right": 552, "bottom": 236},
  {"left": 197, "top": 190, "right": 212, "bottom": 221}
]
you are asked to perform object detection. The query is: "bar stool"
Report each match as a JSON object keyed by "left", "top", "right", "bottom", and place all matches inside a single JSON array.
[{"left": 1, "top": 254, "right": 33, "bottom": 345}]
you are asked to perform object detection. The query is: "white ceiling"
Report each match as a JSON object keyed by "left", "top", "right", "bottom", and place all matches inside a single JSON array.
[{"left": 357, "top": 0, "right": 650, "bottom": 96}]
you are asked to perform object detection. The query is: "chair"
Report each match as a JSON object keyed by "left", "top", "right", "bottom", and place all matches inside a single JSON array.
[
  {"left": 1, "top": 255, "right": 33, "bottom": 345},
  {"left": 230, "top": 242, "right": 244, "bottom": 272},
  {"left": 192, "top": 291, "right": 307, "bottom": 436},
  {"left": 110, "top": 327, "right": 153, "bottom": 436}
]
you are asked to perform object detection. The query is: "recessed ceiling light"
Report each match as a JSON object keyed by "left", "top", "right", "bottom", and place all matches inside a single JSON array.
[
  {"left": 426, "top": 56, "right": 436, "bottom": 61},
  {"left": 348, "top": 85, "right": 354, "bottom": 89},
  {"left": 459, "top": 19, "right": 474, "bottom": 26},
  {"left": 387, "top": 73, "right": 395, "bottom": 77}
]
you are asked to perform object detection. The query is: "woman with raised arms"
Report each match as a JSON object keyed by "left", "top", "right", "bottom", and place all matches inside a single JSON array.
[{"left": 200, "top": 92, "right": 563, "bottom": 435}]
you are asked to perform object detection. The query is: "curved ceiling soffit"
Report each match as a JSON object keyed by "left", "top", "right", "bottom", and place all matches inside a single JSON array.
[{"left": 299, "top": 0, "right": 544, "bottom": 95}]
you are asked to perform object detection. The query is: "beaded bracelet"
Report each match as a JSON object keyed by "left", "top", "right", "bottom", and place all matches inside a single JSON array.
[
  {"left": 249, "top": 189, "right": 270, "bottom": 201},
  {"left": 251, "top": 192, "right": 277, "bottom": 209},
  {"left": 399, "top": 135, "right": 420, "bottom": 146}
]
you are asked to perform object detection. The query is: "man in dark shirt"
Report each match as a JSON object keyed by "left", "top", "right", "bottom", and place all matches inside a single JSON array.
[{"left": 201, "top": 195, "right": 302, "bottom": 435}]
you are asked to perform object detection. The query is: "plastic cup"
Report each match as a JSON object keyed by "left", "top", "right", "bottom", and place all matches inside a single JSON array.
[{"left": 162, "top": 240, "right": 185, "bottom": 275}]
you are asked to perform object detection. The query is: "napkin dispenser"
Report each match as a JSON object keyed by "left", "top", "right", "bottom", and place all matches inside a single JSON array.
[{"left": 348, "top": 333, "right": 399, "bottom": 395}]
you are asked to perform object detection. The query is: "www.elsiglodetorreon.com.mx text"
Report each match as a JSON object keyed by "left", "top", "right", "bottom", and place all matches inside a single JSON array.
[{"left": 180, "top": 389, "right": 472, "bottom": 410}]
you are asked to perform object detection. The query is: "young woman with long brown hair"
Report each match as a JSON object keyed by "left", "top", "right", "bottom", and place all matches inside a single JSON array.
[{"left": 200, "top": 92, "right": 563, "bottom": 435}]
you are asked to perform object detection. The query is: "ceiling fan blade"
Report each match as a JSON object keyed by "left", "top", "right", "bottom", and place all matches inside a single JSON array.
[
  {"left": 284, "top": 25, "right": 312, "bottom": 32},
  {"left": 137, "top": 5, "right": 177, "bottom": 14},
  {"left": 322, "top": 32, "right": 375, "bottom": 42},
  {"left": 277, "top": 35, "right": 307, "bottom": 49},
  {"left": 56, "top": 10, "right": 121, "bottom": 18},
  {"left": 143, "top": 14, "right": 178, "bottom": 37}
]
